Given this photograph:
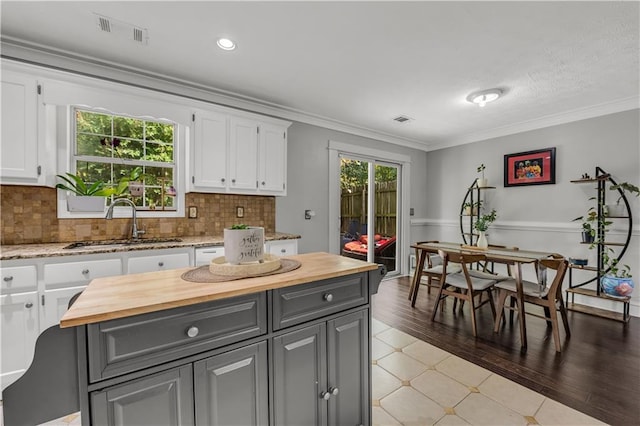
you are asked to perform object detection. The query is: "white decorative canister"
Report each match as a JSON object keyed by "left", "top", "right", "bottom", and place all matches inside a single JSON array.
[
  {"left": 224, "top": 226, "right": 265, "bottom": 265},
  {"left": 477, "top": 231, "right": 489, "bottom": 249}
]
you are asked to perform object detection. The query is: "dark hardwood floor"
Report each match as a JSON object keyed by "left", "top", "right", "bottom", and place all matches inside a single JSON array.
[{"left": 372, "top": 276, "right": 640, "bottom": 425}]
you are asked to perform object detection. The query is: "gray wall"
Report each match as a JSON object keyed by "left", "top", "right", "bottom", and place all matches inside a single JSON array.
[
  {"left": 421, "top": 109, "right": 640, "bottom": 315},
  {"left": 276, "top": 121, "right": 428, "bottom": 255}
]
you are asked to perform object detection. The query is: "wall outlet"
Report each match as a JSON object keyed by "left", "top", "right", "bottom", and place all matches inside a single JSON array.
[
  {"left": 188, "top": 206, "right": 198, "bottom": 218},
  {"left": 236, "top": 206, "right": 244, "bottom": 218}
]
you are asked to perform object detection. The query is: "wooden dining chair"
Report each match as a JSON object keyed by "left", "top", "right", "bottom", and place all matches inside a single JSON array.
[
  {"left": 431, "top": 250, "right": 498, "bottom": 337},
  {"left": 410, "top": 241, "right": 462, "bottom": 306},
  {"left": 493, "top": 256, "right": 570, "bottom": 352}
]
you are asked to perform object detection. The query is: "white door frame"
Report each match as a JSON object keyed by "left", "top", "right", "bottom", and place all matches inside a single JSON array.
[{"left": 328, "top": 140, "right": 411, "bottom": 276}]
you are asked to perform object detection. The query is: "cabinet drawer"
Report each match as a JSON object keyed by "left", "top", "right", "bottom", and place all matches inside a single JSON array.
[
  {"left": 44, "top": 259, "right": 122, "bottom": 286},
  {"left": 127, "top": 252, "right": 190, "bottom": 274},
  {"left": 272, "top": 274, "right": 368, "bottom": 330},
  {"left": 87, "top": 292, "right": 267, "bottom": 381},
  {"left": 1, "top": 265, "right": 36, "bottom": 293},
  {"left": 195, "top": 246, "right": 225, "bottom": 266},
  {"left": 266, "top": 240, "right": 298, "bottom": 257}
]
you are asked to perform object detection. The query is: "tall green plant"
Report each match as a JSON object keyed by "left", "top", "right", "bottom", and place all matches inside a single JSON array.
[{"left": 55, "top": 173, "right": 113, "bottom": 196}]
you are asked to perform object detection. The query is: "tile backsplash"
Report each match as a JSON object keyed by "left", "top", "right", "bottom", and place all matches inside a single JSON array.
[{"left": 0, "top": 185, "right": 275, "bottom": 245}]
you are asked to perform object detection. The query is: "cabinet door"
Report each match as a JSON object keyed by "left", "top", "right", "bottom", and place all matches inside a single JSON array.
[
  {"left": 127, "top": 251, "right": 191, "bottom": 274},
  {"left": 229, "top": 117, "right": 258, "bottom": 191},
  {"left": 266, "top": 239, "right": 298, "bottom": 257},
  {"left": 0, "top": 71, "right": 39, "bottom": 181},
  {"left": 41, "top": 285, "right": 86, "bottom": 331},
  {"left": 258, "top": 124, "right": 287, "bottom": 194},
  {"left": 1, "top": 291, "right": 39, "bottom": 390},
  {"left": 327, "top": 310, "right": 369, "bottom": 426},
  {"left": 194, "top": 246, "right": 225, "bottom": 266},
  {"left": 194, "top": 342, "right": 268, "bottom": 426},
  {"left": 193, "top": 111, "right": 228, "bottom": 190},
  {"left": 273, "top": 323, "right": 327, "bottom": 426},
  {"left": 91, "top": 365, "right": 194, "bottom": 426}
]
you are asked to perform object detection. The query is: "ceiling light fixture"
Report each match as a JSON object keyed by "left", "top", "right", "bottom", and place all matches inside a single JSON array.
[
  {"left": 466, "top": 89, "right": 503, "bottom": 107},
  {"left": 216, "top": 37, "right": 236, "bottom": 51}
]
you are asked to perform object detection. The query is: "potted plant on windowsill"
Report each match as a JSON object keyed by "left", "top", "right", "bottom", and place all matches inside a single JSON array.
[
  {"left": 56, "top": 173, "right": 114, "bottom": 212},
  {"left": 473, "top": 209, "right": 496, "bottom": 249},
  {"left": 111, "top": 166, "right": 148, "bottom": 197}
]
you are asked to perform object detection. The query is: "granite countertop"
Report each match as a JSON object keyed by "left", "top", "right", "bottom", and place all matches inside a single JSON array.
[
  {"left": 0, "top": 233, "right": 301, "bottom": 260},
  {"left": 60, "top": 252, "right": 377, "bottom": 328}
]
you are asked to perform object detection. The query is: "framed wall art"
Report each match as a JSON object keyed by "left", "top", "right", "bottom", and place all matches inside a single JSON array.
[{"left": 504, "top": 147, "right": 556, "bottom": 187}]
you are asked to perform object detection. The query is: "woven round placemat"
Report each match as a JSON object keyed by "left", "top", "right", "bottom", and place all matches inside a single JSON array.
[{"left": 181, "top": 258, "right": 301, "bottom": 283}]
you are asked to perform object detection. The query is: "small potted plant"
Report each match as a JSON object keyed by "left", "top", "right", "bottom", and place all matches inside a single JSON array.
[
  {"left": 606, "top": 182, "right": 639, "bottom": 217},
  {"left": 223, "top": 224, "right": 265, "bottom": 265},
  {"left": 476, "top": 164, "right": 488, "bottom": 188},
  {"left": 601, "top": 247, "right": 634, "bottom": 298},
  {"left": 573, "top": 207, "right": 610, "bottom": 245},
  {"left": 109, "top": 166, "right": 148, "bottom": 197},
  {"left": 463, "top": 200, "right": 483, "bottom": 216},
  {"left": 473, "top": 209, "right": 496, "bottom": 248},
  {"left": 56, "top": 173, "right": 114, "bottom": 212}
]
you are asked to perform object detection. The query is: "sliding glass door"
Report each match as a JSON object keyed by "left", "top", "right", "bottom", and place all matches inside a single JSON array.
[{"left": 339, "top": 155, "right": 399, "bottom": 274}]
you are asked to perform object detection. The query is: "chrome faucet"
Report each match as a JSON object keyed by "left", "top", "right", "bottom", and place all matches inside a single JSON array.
[{"left": 105, "top": 198, "right": 145, "bottom": 239}]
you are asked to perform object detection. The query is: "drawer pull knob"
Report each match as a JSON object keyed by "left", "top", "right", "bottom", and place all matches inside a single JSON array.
[
  {"left": 262, "top": 181, "right": 265, "bottom": 186},
  {"left": 82, "top": 269, "right": 89, "bottom": 275},
  {"left": 320, "top": 391, "right": 331, "bottom": 400},
  {"left": 323, "top": 293, "right": 333, "bottom": 302},
  {"left": 25, "top": 302, "right": 33, "bottom": 309},
  {"left": 221, "top": 178, "right": 226, "bottom": 183},
  {"left": 158, "top": 261, "right": 164, "bottom": 267},
  {"left": 3, "top": 276, "right": 13, "bottom": 282},
  {"left": 187, "top": 326, "right": 199, "bottom": 338},
  {"left": 329, "top": 387, "right": 339, "bottom": 396},
  {"left": 232, "top": 178, "right": 236, "bottom": 184},
  {"left": 280, "top": 249, "right": 286, "bottom": 253}
]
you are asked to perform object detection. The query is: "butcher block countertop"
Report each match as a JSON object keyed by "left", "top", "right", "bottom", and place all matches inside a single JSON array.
[{"left": 60, "top": 252, "right": 378, "bottom": 328}]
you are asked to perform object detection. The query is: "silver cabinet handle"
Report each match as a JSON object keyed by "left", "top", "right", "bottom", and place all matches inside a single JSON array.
[
  {"left": 187, "top": 326, "right": 199, "bottom": 338},
  {"left": 323, "top": 293, "right": 333, "bottom": 302},
  {"left": 25, "top": 302, "right": 33, "bottom": 309},
  {"left": 158, "top": 261, "right": 164, "bottom": 267},
  {"left": 3, "top": 276, "right": 13, "bottom": 282},
  {"left": 261, "top": 181, "right": 265, "bottom": 186},
  {"left": 232, "top": 178, "right": 236, "bottom": 183},
  {"left": 320, "top": 391, "right": 331, "bottom": 400},
  {"left": 280, "top": 249, "right": 286, "bottom": 253},
  {"left": 329, "top": 387, "right": 339, "bottom": 396},
  {"left": 82, "top": 269, "right": 90, "bottom": 275},
  {"left": 221, "top": 178, "right": 226, "bottom": 183}
]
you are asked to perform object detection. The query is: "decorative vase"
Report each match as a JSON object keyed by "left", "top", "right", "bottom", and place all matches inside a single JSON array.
[
  {"left": 476, "top": 178, "right": 488, "bottom": 188},
  {"left": 605, "top": 204, "right": 625, "bottom": 217},
  {"left": 477, "top": 231, "right": 488, "bottom": 249},
  {"left": 581, "top": 231, "right": 595, "bottom": 244},
  {"left": 128, "top": 182, "right": 144, "bottom": 197},
  {"left": 223, "top": 227, "right": 264, "bottom": 265},
  {"left": 601, "top": 275, "right": 634, "bottom": 298}
]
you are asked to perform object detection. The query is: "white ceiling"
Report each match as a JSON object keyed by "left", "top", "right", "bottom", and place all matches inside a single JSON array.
[{"left": 1, "top": 1, "right": 639, "bottom": 151}]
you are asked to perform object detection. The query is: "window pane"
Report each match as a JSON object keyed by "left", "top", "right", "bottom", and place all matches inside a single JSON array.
[
  {"left": 76, "top": 161, "right": 111, "bottom": 184},
  {"left": 114, "top": 117, "right": 143, "bottom": 139},
  {"left": 76, "top": 110, "right": 111, "bottom": 135},
  {"left": 77, "top": 134, "right": 109, "bottom": 157},
  {"left": 146, "top": 122, "right": 174, "bottom": 144},
  {"left": 146, "top": 143, "right": 174, "bottom": 163},
  {"left": 118, "top": 138, "right": 144, "bottom": 160}
]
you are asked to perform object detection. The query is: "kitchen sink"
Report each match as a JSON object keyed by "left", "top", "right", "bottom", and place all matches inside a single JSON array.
[{"left": 63, "top": 238, "right": 183, "bottom": 250}]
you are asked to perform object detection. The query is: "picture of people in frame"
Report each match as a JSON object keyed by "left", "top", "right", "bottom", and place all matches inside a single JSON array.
[{"left": 514, "top": 157, "right": 543, "bottom": 180}]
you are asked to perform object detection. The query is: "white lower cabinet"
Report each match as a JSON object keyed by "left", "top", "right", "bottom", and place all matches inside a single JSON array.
[
  {"left": 127, "top": 249, "right": 192, "bottom": 274},
  {"left": 1, "top": 291, "right": 39, "bottom": 391},
  {"left": 42, "top": 285, "right": 87, "bottom": 331},
  {"left": 266, "top": 239, "right": 298, "bottom": 257},
  {"left": 194, "top": 246, "right": 225, "bottom": 266}
]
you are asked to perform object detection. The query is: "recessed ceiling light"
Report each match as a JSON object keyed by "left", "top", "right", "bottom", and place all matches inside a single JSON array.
[
  {"left": 466, "top": 89, "right": 503, "bottom": 107},
  {"left": 216, "top": 37, "right": 236, "bottom": 51}
]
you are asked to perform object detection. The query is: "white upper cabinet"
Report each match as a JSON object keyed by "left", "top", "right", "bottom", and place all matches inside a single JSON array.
[
  {"left": 258, "top": 123, "right": 287, "bottom": 195},
  {"left": 229, "top": 116, "right": 259, "bottom": 191},
  {"left": 192, "top": 111, "right": 228, "bottom": 190},
  {"left": 190, "top": 108, "right": 290, "bottom": 196},
  {"left": 0, "top": 71, "right": 39, "bottom": 182}
]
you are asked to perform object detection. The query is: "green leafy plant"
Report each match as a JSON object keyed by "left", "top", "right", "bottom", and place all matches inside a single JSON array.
[
  {"left": 230, "top": 224, "right": 249, "bottom": 230},
  {"left": 55, "top": 173, "right": 114, "bottom": 196},
  {"left": 573, "top": 207, "right": 612, "bottom": 246},
  {"left": 477, "top": 163, "right": 486, "bottom": 179},
  {"left": 110, "top": 167, "right": 148, "bottom": 196},
  {"left": 609, "top": 182, "right": 639, "bottom": 205},
  {"left": 473, "top": 209, "right": 496, "bottom": 232},
  {"left": 603, "top": 247, "right": 632, "bottom": 278}
]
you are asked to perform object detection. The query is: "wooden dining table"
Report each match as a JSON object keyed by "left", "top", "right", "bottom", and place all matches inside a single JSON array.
[{"left": 410, "top": 241, "right": 558, "bottom": 350}]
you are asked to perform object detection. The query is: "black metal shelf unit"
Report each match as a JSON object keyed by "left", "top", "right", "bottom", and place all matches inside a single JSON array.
[
  {"left": 459, "top": 180, "right": 495, "bottom": 246},
  {"left": 567, "top": 166, "right": 633, "bottom": 323}
]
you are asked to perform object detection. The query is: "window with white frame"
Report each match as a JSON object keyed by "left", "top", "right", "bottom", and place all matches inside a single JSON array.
[{"left": 73, "top": 107, "right": 177, "bottom": 210}]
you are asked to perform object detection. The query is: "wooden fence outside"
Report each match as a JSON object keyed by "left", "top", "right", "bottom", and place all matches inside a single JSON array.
[{"left": 341, "top": 181, "right": 397, "bottom": 237}]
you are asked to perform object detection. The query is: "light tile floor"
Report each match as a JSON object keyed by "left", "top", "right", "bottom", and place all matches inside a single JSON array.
[
  {"left": 0, "top": 319, "right": 606, "bottom": 426},
  {"left": 370, "top": 318, "right": 605, "bottom": 426}
]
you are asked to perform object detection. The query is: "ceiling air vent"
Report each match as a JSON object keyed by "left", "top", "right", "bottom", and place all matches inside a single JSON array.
[
  {"left": 94, "top": 13, "right": 148, "bottom": 45},
  {"left": 392, "top": 115, "right": 413, "bottom": 123}
]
